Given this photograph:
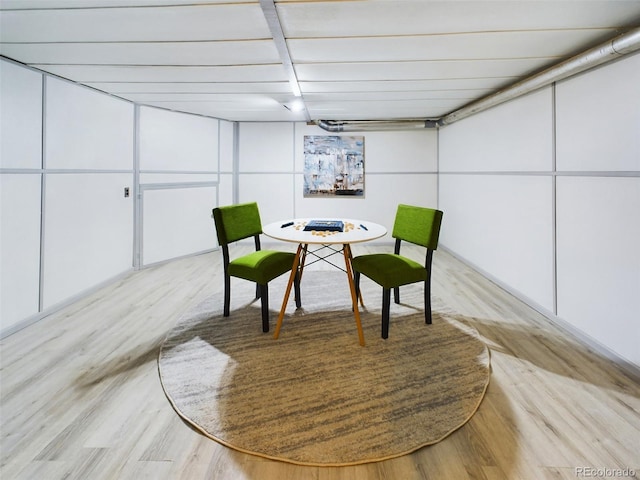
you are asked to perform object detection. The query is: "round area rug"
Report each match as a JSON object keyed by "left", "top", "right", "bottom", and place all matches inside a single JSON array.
[{"left": 158, "top": 271, "right": 491, "bottom": 466}]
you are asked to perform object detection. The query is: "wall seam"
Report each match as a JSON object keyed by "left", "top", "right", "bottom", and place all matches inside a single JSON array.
[
  {"left": 133, "top": 104, "right": 141, "bottom": 269},
  {"left": 38, "top": 74, "right": 47, "bottom": 313},
  {"left": 551, "top": 82, "right": 558, "bottom": 315},
  {"left": 233, "top": 122, "right": 239, "bottom": 204}
]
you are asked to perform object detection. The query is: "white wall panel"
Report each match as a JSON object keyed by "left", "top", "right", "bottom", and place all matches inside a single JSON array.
[
  {"left": 556, "top": 53, "right": 640, "bottom": 172},
  {"left": 139, "top": 107, "right": 219, "bottom": 171},
  {"left": 1, "top": 174, "right": 42, "bottom": 331},
  {"left": 439, "top": 174, "right": 554, "bottom": 310},
  {"left": 363, "top": 130, "right": 437, "bottom": 173},
  {"left": 0, "top": 60, "right": 42, "bottom": 169},
  {"left": 238, "top": 174, "right": 294, "bottom": 226},
  {"left": 45, "top": 77, "right": 134, "bottom": 170},
  {"left": 219, "top": 120, "right": 235, "bottom": 173},
  {"left": 239, "top": 123, "right": 294, "bottom": 172},
  {"left": 42, "top": 173, "right": 133, "bottom": 309},
  {"left": 556, "top": 177, "right": 640, "bottom": 365},
  {"left": 142, "top": 186, "right": 217, "bottom": 265},
  {"left": 218, "top": 173, "right": 234, "bottom": 209},
  {"left": 439, "top": 88, "right": 553, "bottom": 172}
]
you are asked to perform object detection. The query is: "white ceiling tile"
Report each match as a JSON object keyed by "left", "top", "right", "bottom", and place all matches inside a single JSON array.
[
  {"left": 0, "top": 40, "right": 280, "bottom": 65},
  {"left": 0, "top": 0, "right": 240, "bottom": 7},
  {"left": 288, "top": 29, "right": 619, "bottom": 63},
  {"left": 140, "top": 100, "right": 306, "bottom": 122},
  {"left": 31, "top": 64, "right": 288, "bottom": 83},
  {"left": 0, "top": 4, "right": 269, "bottom": 42},
  {"left": 294, "top": 59, "right": 547, "bottom": 82},
  {"left": 277, "top": 1, "right": 640, "bottom": 37},
  {"left": 121, "top": 93, "right": 292, "bottom": 103},
  {"left": 299, "top": 79, "right": 508, "bottom": 93},
  {"left": 302, "top": 91, "right": 480, "bottom": 102},
  {"left": 306, "top": 100, "right": 466, "bottom": 120},
  {"left": 82, "top": 82, "right": 293, "bottom": 94}
]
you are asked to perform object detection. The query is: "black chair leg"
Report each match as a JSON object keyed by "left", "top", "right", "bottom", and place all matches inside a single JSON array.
[
  {"left": 259, "top": 284, "right": 269, "bottom": 332},
  {"left": 393, "top": 286, "right": 400, "bottom": 304},
  {"left": 223, "top": 274, "right": 231, "bottom": 317},
  {"left": 424, "top": 278, "right": 432, "bottom": 324},
  {"left": 255, "top": 283, "right": 261, "bottom": 300},
  {"left": 382, "top": 288, "right": 391, "bottom": 339},
  {"left": 294, "top": 271, "right": 302, "bottom": 308},
  {"left": 353, "top": 272, "right": 361, "bottom": 312}
]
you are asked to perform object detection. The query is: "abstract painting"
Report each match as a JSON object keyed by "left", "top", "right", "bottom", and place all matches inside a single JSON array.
[{"left": 303, "top": 135, "right": 364, "bottom": 197}]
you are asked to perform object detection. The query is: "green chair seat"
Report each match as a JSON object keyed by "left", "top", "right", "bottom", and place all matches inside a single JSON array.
[
  {"left": 229, "top": 250, "right": 297, "bottom": 285},
  {"left": 351, "top": 254, "right": 426, "bottom": 289}
]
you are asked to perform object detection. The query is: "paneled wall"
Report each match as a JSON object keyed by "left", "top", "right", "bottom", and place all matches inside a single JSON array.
[
  {"left": 1, "top": 62, "right": 134, "bottom": 331},
  {"left": 137, "top": 106, "right": 222, "bottom": 266},
  {"left": 438, "top": 53, "right": 640, "bottom": 367},
  {"left": 1, "top": 60, "right": 43, "bottom": 330},
  {"left": 237, "top": 122, "right": 439, "bottom": 237},
  {"left": 553, "top": 54, "right": 640, "bottom": 367},
  {"left": 42, "top": 77, "right": 135, "bottom": 309},
  {"left": 439, "top": 88, "right": 555, "bottom": 311},
  {"left": 1, "top": 59, "right": 230, "bottom": 335}
]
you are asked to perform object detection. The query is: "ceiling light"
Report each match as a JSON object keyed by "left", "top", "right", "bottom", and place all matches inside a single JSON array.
[{"left": 289, "top": 99, "right": 305, "bottom": 112}]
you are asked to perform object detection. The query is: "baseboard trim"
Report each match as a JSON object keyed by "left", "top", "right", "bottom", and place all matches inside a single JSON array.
[{"left": 0, "top": 269, "right": 133, "bottom": 340}]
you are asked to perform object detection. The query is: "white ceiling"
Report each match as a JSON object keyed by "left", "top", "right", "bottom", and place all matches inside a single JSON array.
[{"left": 1, "top": 0, "right": 640, "bottom": 123}]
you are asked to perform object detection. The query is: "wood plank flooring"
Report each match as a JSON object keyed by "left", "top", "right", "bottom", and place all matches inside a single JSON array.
[{"left": 1, "top": 244, "right": 639, "bottom": 480}]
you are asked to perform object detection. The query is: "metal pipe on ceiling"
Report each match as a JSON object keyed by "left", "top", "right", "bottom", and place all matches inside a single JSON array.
[
  {"left": 313, "top": 119, "right": 439, "bottom": 132},
  {"left": 439, "top": 25, "right": 640, "bottom": 126},
  {"left": 315, "top": 26, "right": 640, "bottom": 132}
]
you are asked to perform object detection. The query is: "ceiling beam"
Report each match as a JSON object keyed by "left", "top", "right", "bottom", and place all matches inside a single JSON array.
[{"left": 259, "top": 0, "right": 310, "bottom": 121}]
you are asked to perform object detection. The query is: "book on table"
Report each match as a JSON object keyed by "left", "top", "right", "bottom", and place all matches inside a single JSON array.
[{"left": 303, "top": 220, "right": 344, "bottom": 232}]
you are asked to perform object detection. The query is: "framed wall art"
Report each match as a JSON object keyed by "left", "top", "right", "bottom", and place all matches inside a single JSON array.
[{"left": 303, "top": 135, "right": 364, "bottom": 197}]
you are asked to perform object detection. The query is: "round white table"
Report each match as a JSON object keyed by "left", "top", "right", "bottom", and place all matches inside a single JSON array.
[{"left": 263, "top": 218, "right": 387, "bottom": 346}]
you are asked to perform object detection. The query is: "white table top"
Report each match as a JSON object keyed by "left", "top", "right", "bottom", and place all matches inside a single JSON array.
[{"left": 263, "top": 218, "right": 387, "bottom": 245}]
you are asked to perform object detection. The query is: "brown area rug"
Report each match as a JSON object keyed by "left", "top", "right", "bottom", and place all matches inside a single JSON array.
[{"left": 158, "top": 271, "right": 490, "bottom": 466}]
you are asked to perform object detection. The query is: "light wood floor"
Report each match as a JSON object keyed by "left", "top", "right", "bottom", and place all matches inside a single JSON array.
[{"left": 1, "top": 244, "right": 639, "bottom": 480}]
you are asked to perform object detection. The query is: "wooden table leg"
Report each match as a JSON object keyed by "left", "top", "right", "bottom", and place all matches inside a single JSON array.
[
  {"left": 274, "top": 243, "right": 303, "bottom": 340},
  {"left": 343, "top": 244, "right": 365, "bottom": 346}
]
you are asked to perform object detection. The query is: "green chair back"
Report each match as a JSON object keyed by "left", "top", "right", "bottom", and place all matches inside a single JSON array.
[
  {"left": 212, "top": 202, "right": 263, "bottom": 246},
  {"left": 391, "top": 204, "right": 443, "bottom": 250}
]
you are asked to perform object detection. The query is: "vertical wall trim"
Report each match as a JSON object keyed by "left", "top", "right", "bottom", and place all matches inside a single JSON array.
[
  {"left": 216, "top": 120, "right": 221, "bottom": 184},
  {"left": 436, "top": 127, "right": 440, "bottom": 209},
  {"left": 216, "top": 119, "right": 221, "bottom": 209},
  {"left": 38, "top": 74, "right": 47, "bottom": 313},
  {"left": 233, "top": 122, "right": 239, "bottom": 204},
  {"left": 551, "top": 83, "right": 558, "bottom": 315},
  {"left": 133, "top": 104, "right": 142, "bottom": 269}
]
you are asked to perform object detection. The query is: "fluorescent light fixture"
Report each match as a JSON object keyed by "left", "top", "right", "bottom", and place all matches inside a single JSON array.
[
  {"left": 282, "top": 98, "right": 305, "bottom": 112},
  {"left": 289, "top": 99, "right": 305, "bottom": 112}
]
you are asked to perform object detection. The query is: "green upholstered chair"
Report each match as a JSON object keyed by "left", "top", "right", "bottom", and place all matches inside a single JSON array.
[
  {"left": 352, "top": 204, "right": 443, "bottom": 339},
  {"left": 212, "top": 202, "right": 300, "bottom": 332}
]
